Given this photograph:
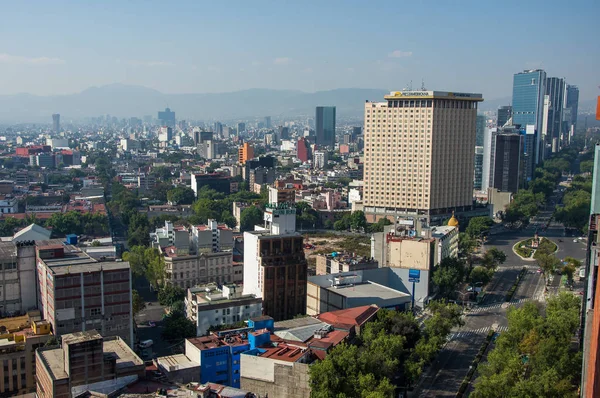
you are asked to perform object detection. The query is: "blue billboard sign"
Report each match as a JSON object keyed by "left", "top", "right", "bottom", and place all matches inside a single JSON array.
[{"left": 408, "top": 269, "right": 421, "bottom": 283}]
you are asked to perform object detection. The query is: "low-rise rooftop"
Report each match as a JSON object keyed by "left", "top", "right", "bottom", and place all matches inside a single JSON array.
[{"left": 156, "top": 353, "right": 199, "bottom": 372}]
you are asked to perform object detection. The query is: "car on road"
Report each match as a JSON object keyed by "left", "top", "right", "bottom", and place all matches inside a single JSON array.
[
  {"left": 139, "top": 339, "right": 154, "bottom": 348},
  {"left": 537, "top": 268, "right": 542, "bottom": 273},
  {"left": 573, "top": 239, "right": 578, "bottom": 243}
]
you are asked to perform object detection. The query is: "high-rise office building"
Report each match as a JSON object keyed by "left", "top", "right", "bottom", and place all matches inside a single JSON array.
[
  {"left": 315, "top": 106, "right": 336, "bottom": 148},
  {"left": 475, "top": 115, "right": 486, "bottom": 147},
  {"left": 243, "top": 204, "right": 307, "bottom": 321},
  {"left": 481, "top": 127, "right": 493, "bottom": 192},
  {"left": 497, "top": 106, "right": 512, "bottom": 128},
  {"left": 521, "top": 125, "right": 537, "bottom": 182},
  {"left": 214, "top": 122, "right": 223, "bottom": 137},
  {"left": 363, "top": 90, "right": 483, "bottom": 225},
  {"left": 545, "top": 77, "right": 566, "bottom": 152},
  {"left": 264, "top": 116, "right": 272, "bottom": 129},
  {"left": 158, "top": 107, "right": 176, "bottom": 128},
  {"left": 564, "top": 85, "right": 580, "bottom": 137},
  {"left": 352, "top": 126, "right": 362, "bottom": 141},
  {"left": 52, "top": 114, "right": 60, "bottom": 134},
  {"left": 492, "top": 134, "right": 523, "bottom": 193},
  {"left": 237, "top": 122, "right": 246, "bottom": 135},
  {"left": 278, "top": 126, "right": 290, "bottom": 140},
  {"left": 512, "top": 69, "right": 546, "bottom": 164},
  {"left": 474, "top": 146, "right": 484, "bottom": 191}
]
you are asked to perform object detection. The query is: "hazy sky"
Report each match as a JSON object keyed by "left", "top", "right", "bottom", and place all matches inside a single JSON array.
[{"left": 0, "top": 0, "right": 598, "bottom": 100}]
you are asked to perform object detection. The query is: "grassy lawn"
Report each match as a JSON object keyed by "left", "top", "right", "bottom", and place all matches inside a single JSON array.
[{"left": 515, "top": 237, "right": 558, "bottom": 259}]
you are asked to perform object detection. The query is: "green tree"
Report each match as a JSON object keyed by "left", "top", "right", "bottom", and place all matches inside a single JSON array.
[
  {"left": 469, "top": 265, "right": 494, "bottom": 286},
  {"left": 580, "top": 159, "right": 594, "bottom": 174},
  {"left": 535, "top": 253, "right": 560, "bottom": 281},
  {"left": 368, "top": 218, "right": 392, "bottom": 233},
  {"left": 122, "top": 246, "right": 148, "bottom": 277},
  {"left": 158, "top": 284, "right": 185, "bottom": 307},
  {"left": 239, "top": 206, "right": 263, "bottom": 232},
  {"left": 458, "top": 232, "right": 477, "bottom": 257},
  {"left": 167, "top": 186, "right": 196, "bottom": 205},
  {"left": 334, "top": 220, "right": 347, "bottom": 231},
  {"left": 151, "top": 166, "right": 173, "bottom": 182},
  {"left": 432, "top": 257, "right": 467, "bottom": 300},
  {"left": 161, "top": 306, "right": 196, "bottom": 341},
  {"left": 465, "top": 216, "right": 494, "bottom": 239},
  {"left": 562, "top": 256, "right": 581, "bottom": 283},
  {"left": 481, "top": 247, "right": 507, "bottom": 270},
  {"left": 472, "top": 293, "right": 581, "bottom": 398},
  {"left": 349, "top": 210, "right": 367, "bottom": 231},
  {"left": 220, "top": 210, "right": 237, "bottom": 229},
  {"left": 132, "top": 290, "right": 145, "bottom": 315}
]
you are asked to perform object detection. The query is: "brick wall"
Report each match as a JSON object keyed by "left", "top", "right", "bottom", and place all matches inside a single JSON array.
[{"left": 241, "top": 362, "right": 310, "bottom": 398}]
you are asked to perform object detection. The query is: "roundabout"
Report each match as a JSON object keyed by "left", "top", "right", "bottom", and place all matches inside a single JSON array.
[{"left": 512, "top": 233, "right": 558, "bottom": 261}]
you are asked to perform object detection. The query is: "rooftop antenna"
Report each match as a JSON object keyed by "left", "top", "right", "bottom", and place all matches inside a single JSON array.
[{"left": 421, "top": 79, "right": 426, "bottom": 91}]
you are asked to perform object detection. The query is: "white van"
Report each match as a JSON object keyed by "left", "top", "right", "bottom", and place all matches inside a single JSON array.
[{"left": 139, "top": 339, "right": 153, "bottom": 349}]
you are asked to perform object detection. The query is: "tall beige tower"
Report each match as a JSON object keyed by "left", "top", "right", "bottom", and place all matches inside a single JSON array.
[{"left": 363, "top": 90, "right": 483, "bottom": 226}]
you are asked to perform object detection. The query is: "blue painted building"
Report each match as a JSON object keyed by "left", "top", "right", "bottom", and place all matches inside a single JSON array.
[{"left": 183, "top": 317, "right": 274, "bottom": 389}]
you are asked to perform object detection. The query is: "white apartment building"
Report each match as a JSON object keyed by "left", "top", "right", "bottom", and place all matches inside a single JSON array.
[
  {"left": 185, "top": 284, "right": 262, "bottom": 336},
  {"left": 0, "top": 195, "right": 18, "bottom": 214},
  {"left": 158, "top": 126, "right": 173, "bottom": 142},
  {"left": 151, "top": 221, "right": 190, "bottom": 253},
  {"left": 363, "top": 90, "right": 483, "bottom": 224},
  {"left": 0, "top": 241, "right": 37, "bottom": 316},
  {"left": 192, "top": 219, "right": 233, "bottom": 253},
  {"left": 313, "top": 151, "right": 328, "bottom": 169},
  {"left": 431, "top": 224, "right": 459, "bottom": 265},
  {"left": 120, "top": 138, "right": 140, "bottom": 152}
]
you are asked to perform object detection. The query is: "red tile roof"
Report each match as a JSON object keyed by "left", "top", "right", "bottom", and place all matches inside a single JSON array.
[{"left": 316, "top": 305, "right": 379, "bottom": 328}]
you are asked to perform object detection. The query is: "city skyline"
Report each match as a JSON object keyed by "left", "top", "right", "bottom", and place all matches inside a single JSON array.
[{"left": 0, "top": 1, "right": 598, "bottom": 101}]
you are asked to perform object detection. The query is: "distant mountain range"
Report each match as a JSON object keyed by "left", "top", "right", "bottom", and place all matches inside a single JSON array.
[
  {"left": 0, "top": 85, "right": 389, "bottom": 123},
  {"left": 0, "top": 84, "right": 594, "bottom": 124}
]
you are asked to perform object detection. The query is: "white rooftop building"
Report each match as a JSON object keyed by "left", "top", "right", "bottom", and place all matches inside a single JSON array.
[{"left": 185, "top": 284, "right": 262, "bottom": 336}]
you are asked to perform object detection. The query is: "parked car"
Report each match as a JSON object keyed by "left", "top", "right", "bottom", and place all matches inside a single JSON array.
[{"left": 139, "top": 339, "right": 154, "bottom": 348}]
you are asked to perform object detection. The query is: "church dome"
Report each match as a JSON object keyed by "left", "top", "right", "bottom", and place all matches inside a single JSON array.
[{"left": 448, "top": 214, "right": 459, "bottom": 227}]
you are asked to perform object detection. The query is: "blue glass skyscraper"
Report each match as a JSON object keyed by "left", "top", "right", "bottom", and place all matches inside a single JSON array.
[
  {"left": 315, "top": 106, "right": 336, "bottom": 148},
  {"left": 512, "top": 69, "right": 546, "bottom": 164}
]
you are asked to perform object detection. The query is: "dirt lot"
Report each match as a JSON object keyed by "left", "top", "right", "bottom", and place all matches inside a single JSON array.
[{"left": 302, "top": 233, "right": 371, "bottom": 273}]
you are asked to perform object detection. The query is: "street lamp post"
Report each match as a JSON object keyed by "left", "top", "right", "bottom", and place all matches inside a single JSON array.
[{"left": 455, "top": 290, "right": 469, "bottom": 312}]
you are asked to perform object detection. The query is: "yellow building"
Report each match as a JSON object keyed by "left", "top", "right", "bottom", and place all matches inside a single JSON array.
[
  {"left": 0, "top": 312, "right": 53, "bottom": 395},
  {"left": 363, "top": 90, "right": 483, "bottom": 224}
]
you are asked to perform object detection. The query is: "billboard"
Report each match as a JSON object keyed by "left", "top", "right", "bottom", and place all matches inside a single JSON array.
[{"left": 408, "top": 269, "right": 421, "bottom": 282}]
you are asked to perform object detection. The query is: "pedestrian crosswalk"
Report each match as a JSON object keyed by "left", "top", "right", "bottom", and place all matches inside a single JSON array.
[
  {"left": 468, "top": 303, "right": 503, "bottom": 313},
  {"left": 466, "top": 295, "right": 543, "bottom": 315},
  {"left": 447, "top": 326, "right": 509, "bottom": 341}
]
